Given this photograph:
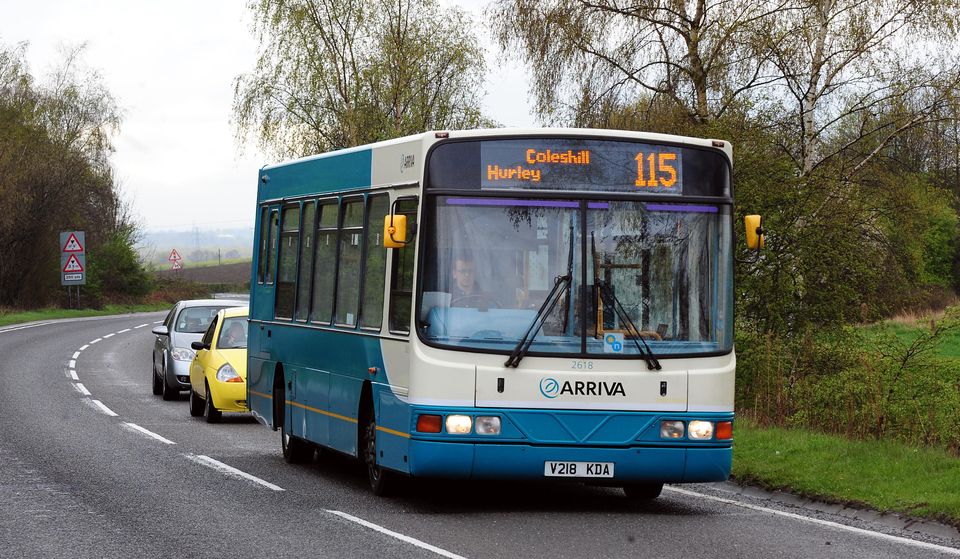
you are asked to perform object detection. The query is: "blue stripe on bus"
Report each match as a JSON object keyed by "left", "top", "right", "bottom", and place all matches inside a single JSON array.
[{"left": 258, "top": 149, "right": 373, "bottom": 201}]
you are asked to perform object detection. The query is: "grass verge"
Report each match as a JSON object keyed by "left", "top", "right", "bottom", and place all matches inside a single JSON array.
[
  {"left": 0, "top": 304, "right": 170, "bottom": 328},
  {"left": 733, "top": 419, "right": 960, "bottom": 526}
]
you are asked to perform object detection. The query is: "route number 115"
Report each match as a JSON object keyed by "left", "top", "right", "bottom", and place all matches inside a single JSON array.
[{"left": 635, "top": 152, "right": 678, "bottom": 188}]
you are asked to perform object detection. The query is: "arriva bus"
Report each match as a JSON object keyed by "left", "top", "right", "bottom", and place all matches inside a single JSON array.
[{"left": 247, "top": 128, "right": 762, "bottom": 498}]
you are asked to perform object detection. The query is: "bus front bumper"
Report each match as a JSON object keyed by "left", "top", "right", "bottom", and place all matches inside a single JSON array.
[{"left": 406, "top": 440, "right": 731, "bottom": 483}]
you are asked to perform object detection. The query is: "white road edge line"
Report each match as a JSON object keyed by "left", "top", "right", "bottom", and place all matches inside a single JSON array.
[
  {"left": 184, "top": 454, "right": 284, "bottom": 492},
  {"left": 68, "top": 370, "right": 79, "bottom": 381},
  {"left": 74, "top": 383, "right": 91, "bottom": 396},
  {"left": 0, "top": 322, "right": 53, "bottom": 334},
  {"left": 72, "top": 351, "right": 80, "bottom": 359},
  {"left": 326, "top": 510, "right": 468, "bottom": 559},
  {"left": 79, "top": 344, "right": 89, "bottom": 351},
  {"left": 68, "top": 359, "right": 76, "bottom": 369},
  {"left": 89, "top": 400, "right": 118, "bottom": 417},
  {"left": 89, "top": 338, "right": 102, "bottom": 344},
  {"left": 134, "top": 324, "right": 149, "bottom": 329},
  {"left": 123, "top": 423, "right": 175, "bottom": 445},
  {"left": 103, "top": 333, "right": 115, "bottom": 338},
  {"left": 116, "top": 328, "right": 131, "bottom": 334},
  {"left": 665, "top": 486, "right": 960, "bottom": 555}
]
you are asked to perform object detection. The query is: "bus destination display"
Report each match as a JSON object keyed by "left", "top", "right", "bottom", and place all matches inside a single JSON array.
[{"left": 480, "top": 139, "right": 684, "bottom": 194}]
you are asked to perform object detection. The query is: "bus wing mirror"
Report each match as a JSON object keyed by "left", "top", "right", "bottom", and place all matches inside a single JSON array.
[
  {"left": 384, "top": 214, "right": 408, "bottom": 248},
  {"left": 744, "top": 215, "right": 765, "bottom": 250}
]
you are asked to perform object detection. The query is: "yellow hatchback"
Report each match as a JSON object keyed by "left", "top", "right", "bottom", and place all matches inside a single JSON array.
[{"left": 189, "top": 306, "right": 249, "bottom": 422}]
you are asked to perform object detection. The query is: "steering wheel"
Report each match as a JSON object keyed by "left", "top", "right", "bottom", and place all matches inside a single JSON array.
[{"left": 450, "top": 294, "right": 501, "bottom": 308}]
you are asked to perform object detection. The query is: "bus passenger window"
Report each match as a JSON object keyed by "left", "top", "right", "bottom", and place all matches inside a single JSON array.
[
  {"left": 295, "top": 201, "right": 316, "bottom": 321},
  {"left": 266, "top": 210, "right": 279, "bottom": 284},
  {"left": 389, "top": 200, "right": 418, "bottom": 333},
  {"left": 361, "top": 195, "right": 389, "bottom": 329},
  {"left": 256, "top": 206, "right": 269, "bottom": 284},
  {"left": 311, "top": 200, "right": 339, "bottom": 324},
  {"left": 335, "top": 199, "right": 365, "bottom": 326},
  {"left": 275, "top": 204, "right": 300, "bottom": 320}
]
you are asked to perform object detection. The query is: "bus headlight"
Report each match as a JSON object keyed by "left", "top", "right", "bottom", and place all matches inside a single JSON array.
[
  {"left": 475, "top": 416, "right": 501, "bottom": 435},
  {"left": 660, "top": 420, "right": 685, "bottom": 439},
  {"left": 688, "top": 420, "right": 714, "bottom": 440},
  {"left": 445, "top": 415, "right": 472, "bottom": 434}
]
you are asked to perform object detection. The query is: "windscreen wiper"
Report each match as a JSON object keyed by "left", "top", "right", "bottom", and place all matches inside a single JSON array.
[
  {"left": 504, "top": 272, "right": 571, "bottom": 368},
  {"left": 505, "top": 224, "right": 575, "bottom": 368},
  {"left": 596, "top": 280, "right": 662, "bottom": 371}
]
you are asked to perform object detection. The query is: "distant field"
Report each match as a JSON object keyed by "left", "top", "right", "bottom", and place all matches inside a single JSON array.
[{"left": 155, "top": 260, "right": 251, "bottom": 285}]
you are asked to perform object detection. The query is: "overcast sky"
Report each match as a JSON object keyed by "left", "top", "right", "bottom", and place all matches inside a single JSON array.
[{"left": 0, "top": 0, "right": 534, "bottom": 233}]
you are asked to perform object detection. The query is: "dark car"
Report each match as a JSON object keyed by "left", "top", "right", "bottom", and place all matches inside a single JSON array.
[{"left": 151, "top": 299, "right": 247, "bottom": 400}]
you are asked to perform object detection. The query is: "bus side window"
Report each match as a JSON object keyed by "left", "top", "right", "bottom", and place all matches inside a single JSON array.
[
  {"left": 266, "top": 210, "right": 279, "bottom": 284},
  {"left": 389, "top": 200, "right": 418, "bottom": 333},
  {"left": 275, "top": 203, "right": 300, "bottom": 320},
  {"left": 256, "top": 206, "right": 269, "bottom": 284},
  {"left": 361, "top": 194, "right": 389, "bottom": 330},
  {"left": 295, "top": 201, "right": 317, "bottom": 321},
  {"left": 311, "top": 200, "right": 339, "bottom": 324}
]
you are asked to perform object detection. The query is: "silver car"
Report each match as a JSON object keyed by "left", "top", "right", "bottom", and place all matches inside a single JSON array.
[{"left": 151, "top": 299, "right": 247, "bottom": 400}]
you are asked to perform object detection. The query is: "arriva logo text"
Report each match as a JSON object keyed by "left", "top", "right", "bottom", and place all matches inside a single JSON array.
[{"left": 540, "top": 377, "right": 626, "bottom": 398}]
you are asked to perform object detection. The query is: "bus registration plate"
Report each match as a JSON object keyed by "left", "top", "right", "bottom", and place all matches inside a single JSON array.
[{"left": 544, "top": 461, "right": 614, "bottom": 478}]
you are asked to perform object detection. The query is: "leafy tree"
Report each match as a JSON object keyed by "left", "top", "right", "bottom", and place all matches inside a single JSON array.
[{"left": 234, "top": 0, "right": 491, "bottom": 159}]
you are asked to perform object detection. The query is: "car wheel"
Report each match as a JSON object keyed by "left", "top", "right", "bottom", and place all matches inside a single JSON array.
[
  {"left": 622, "top": 483, "right": 663, "bottom": 500},
  {"left": 203, "top": 381, "right": 221, "bottom": 423},
  {"left": 161, "top": 358, "right": 177, "bottom": 401},
  {"left": 151, "top": 353, "right": 162, "bottom": 396},
  {"left": 281, "top": 421, "right": 312, "bottom": 464},
  {"left": 361, "top": 405, "right": 395, "bottom": 496},
  {"left": 189, "top": 387, "right": 204, "bottom": 417}
]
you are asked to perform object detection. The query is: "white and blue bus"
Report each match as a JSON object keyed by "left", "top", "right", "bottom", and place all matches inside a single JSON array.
[{"left": 248, "top": 128, "right": 756, "bottom": 498}]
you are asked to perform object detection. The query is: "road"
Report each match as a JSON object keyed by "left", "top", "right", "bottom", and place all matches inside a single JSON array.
[{"left": 1, "top": 312, "right": 958, "bottom": 558}]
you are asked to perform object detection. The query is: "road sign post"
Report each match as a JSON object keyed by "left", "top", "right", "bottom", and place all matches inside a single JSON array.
[{"left": 60, "top": 230, "right": 86, "bottom": 309}]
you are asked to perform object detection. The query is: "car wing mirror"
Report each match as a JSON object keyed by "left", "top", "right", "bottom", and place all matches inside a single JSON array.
[
  {"left": 190, "top": 341, "right": 209, "bottom": 351},
  {"left": 152, "top": 325, "right": 169, "bottom": 336}
]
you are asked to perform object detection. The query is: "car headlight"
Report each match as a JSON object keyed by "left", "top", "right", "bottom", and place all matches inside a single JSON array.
[
  {"left": 688, "top": 420, "right": 714, "bottom": 440},
  {"left": 216, "top": 363, "right": 243, "bottom": 383},
  {"left": 171, "top": 347, "right": 196, "bottom": 362}
]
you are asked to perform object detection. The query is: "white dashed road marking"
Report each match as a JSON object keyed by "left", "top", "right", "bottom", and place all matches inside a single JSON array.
[
  {"left": 184, "top": 454, "right": 284, "bottom": 492},
  {"left": 74, "top": 383, "right": 91, "bottom": 396},
  {"left": 123, "top": 423, "right": 175, "bottom": 445},
  {"left": 327, "top": 510, "right": 469, "bottom": 559},
  {"left": 89, "top": 400, "right": 118, "bottom": 417}
]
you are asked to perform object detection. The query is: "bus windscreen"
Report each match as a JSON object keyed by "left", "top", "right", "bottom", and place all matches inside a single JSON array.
[{"left": 427, "top": 138, "right": 729, "bottom": 197}]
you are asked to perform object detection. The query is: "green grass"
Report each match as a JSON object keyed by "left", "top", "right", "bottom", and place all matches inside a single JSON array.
[
  {"left": 176, "top": 257, "right": 252, "bottom": 269},
  {"left": 0, "top": 303, "right": 170, "bottom": 328},
  {"left": 734, "top": 419, "right": 960, "bottom": 525}
]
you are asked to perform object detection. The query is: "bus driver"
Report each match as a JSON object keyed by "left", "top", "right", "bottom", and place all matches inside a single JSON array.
[{"left": 449, "top": 254, "right": 498, "bottom": 308}]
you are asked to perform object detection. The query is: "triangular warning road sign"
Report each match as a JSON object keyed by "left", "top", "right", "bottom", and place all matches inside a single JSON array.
[
  {"left": 168, "top": 249, "right": 182, "bottom": 261},
  {"left": 171, "top": 261, "right": 183, "bottom": 270},
  {"left": 62, "top": 233, "right": 84, "bottom": 252},
  {"left": 63, "top": 254, "right": 84, "bottom": 273}
]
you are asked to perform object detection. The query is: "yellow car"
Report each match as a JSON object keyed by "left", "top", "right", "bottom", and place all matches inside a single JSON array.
[{"left": 189, "top": 306, "right": 249, "bottom": 422}]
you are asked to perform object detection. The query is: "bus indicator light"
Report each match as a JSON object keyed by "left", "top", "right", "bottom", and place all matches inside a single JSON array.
[
  {"left": 417, "top": 414, "right": 442, "bottom": 433},
  {"left": 716, "top": 421, "right": 733, "bottom": 440}
]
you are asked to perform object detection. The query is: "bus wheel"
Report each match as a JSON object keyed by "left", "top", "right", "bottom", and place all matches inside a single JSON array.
[
  {"left": 203, "top": 382, "right": 221, "bottom": 423},
  {"left": 281, "top": 421, "right": 312, "bottom": 464},
  {"left": 622, "top": 483, "right": 663, "bottom": 500},
  {"left": 361, "top": 409, "right": 395, "bottom": 496}
]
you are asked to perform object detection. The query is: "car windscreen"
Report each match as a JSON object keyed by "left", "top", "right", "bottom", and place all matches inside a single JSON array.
[
  {"left": 217, "top": 317, "right": 248, "bottom": 349},
  {"left": 175, "top": 306, "right": 227, "bottom": 334}
]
